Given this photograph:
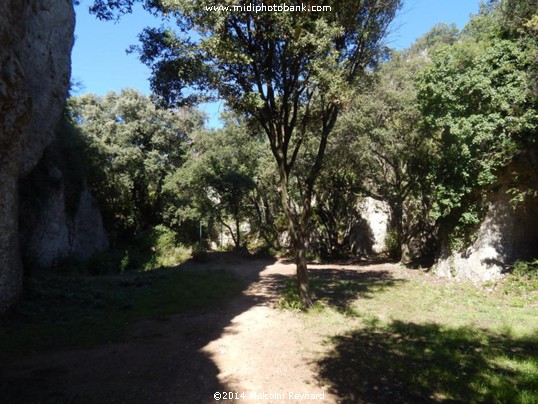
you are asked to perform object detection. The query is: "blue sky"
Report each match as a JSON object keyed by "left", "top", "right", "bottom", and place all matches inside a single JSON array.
[{"left": 72, "top": 0, "right": 481, "bottom": 127}]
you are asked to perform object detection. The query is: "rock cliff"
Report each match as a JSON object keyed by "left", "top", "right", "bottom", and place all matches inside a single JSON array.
[
  {"left": 0, "top": 0, "right": 75, "bottom": 312},
  {"left": 434, "top": 154, "right": 538, "bottom": 283},
  {"left": 19, "top": 131, "right": 109, "bottom": 268}
]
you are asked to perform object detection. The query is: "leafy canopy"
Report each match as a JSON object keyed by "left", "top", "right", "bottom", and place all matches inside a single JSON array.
[
  {"left": 68, "top": 89, "right": 204, "bottom": 237},
  {"left": 417, "top": 0, "right": 538, "bottom": 243}
]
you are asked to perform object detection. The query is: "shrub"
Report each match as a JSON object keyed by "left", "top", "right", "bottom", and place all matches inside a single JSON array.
[
  {"left": 150, "top": 225, "right": 189, "bottom": 268},
  {"left": 504, "top": 259, "right": 538, "bottom": 295},
  {"left": 512, "top": 259, "right": 538, "bottom": 278},
  {"left": 385, "top": 229, "right": 400, "bottom": 258}
]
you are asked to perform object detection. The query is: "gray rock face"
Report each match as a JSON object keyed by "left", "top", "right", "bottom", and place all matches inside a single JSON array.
[
  {"left": 26, "top": 172, "right": 71, "bottom": 267},
  {"left": 350, "top": 197, "right": 391, "bottom": 257},
  {"left": 21, "top": 179, "right": 109, "bottom": 268},
  {"left": 71, "top": 189, "right": 110, "bottom": 259},
  {"left": 18, "top": 133, "right": 110, "bottom": 269},
  {"left": 0, "top": 0, "right": 75, "bottom": 312},
  {"left": 434, "top": 158, "right": 538, "bottom": 283},
  {"left": 360, "top": 197, "right": 391, "bottom": 254}
]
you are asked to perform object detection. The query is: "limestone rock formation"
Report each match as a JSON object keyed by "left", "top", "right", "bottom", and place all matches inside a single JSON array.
[
  {"left": 0, "top": 0, "right": 75, "bottom": 312},
  {"left": 71, "top": 188, "right": 109, "bottom": 259},
  {"left": 20, "top": 177, "right": 109, "bottom": 268},
  {"left": 434, "top": 156, "right": 538, "bottom": 283},
  {"left": 18, "top": 120, "right": 110, "bottom": 269},
  {"left": 350, "top": 197, "right": 391, "bottom": 257}
]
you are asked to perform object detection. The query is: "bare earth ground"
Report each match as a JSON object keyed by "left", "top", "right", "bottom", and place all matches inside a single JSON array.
[{"left": 0, "top": 259, "right": 433, "bottom": 403}]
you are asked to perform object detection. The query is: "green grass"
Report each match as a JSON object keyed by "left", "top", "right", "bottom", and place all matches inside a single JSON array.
[
  {"left": 317, "top": 320, "right": 538, "bottom": 403},
  {"left": 0, "top": 265, "right": 245, "bottom": 361},
  {"left": 277, "top": 265, "right": 538, "bottom": 403}
]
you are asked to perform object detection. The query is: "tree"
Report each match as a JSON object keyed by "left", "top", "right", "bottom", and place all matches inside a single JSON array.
[
  {"left": 68, "top": 89, "right": 204, "bottom": 238},
  {"left": 332, "top": 24, "right": 459, "bottom": 261},
  {"left": 417, "top": 0, "right": 538, "bottom": 247},
  {"left": 164, "top": 116, "right": 260, "bottom": 250},
  {"left": 91, "top": 0, "right": 401, "bottom": 307}
]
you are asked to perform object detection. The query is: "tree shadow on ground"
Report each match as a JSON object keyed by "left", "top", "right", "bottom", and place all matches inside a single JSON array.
[
  {"left": 0, "top": 253, "right": 276, "bottom": 403},
  {"left": 265, "top": 265, "right": 406, "bottom": 313},
  {"left": 316, "top": 320, "right": 538, "bottom": 403},
  {"left": 309, "top": 267, "right": 405, "bottom": 309}
]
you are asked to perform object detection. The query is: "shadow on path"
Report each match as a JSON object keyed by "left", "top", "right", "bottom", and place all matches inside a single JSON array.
[{"left": 0, "top": 254, "right": 275, "bottom": 403}]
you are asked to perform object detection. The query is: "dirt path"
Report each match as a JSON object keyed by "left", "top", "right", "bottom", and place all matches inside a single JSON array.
[
  {"left": 0, "top": 259, "right": 408, "bottom": 403},
  {"left": 202, "top": 261, "right": 334, "bottom": 403}
]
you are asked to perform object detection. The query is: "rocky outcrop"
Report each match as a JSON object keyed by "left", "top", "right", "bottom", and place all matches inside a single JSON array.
[
  {"left": 18, "top": 120, "right": 109, "bottom": 269},
  {"left": 350, "top": 197, "right": 391, "bottom": 257},
  {"left": 71, "top": 189, "right": 109, "bottom": 258},
  {"left": 434, "top": 156, "right": 538, "bottom": 283},
  {"left": 23, "top": 167, "right": 70, "bottom": 268},
  {"left": 0, "top": 0, "right": 75, "bottom": 312},
  {"left": 20, "top": 178, "right": 109, "bottom": 268}
]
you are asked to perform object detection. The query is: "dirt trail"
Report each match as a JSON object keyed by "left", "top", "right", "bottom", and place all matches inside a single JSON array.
[
  {"left": 202, "top": 261, "right": 334, "bottom": 403},
  {"left": 0, "top": 259, "right": 392, "bottom": 403}
]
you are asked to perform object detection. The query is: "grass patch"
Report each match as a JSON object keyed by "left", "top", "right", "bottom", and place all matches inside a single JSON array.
[
  {"left": 0, "top": 265, "right": 245, "bottom": 361},
  {"left": 276, "top": 277, "right": 324, "bottom": 311},
  {"left": 276, "top": 264, "right": 538, "bottom": 402},
  {"left": 276, "top": 267, "right": 403, "bottom": 313},
  {"left": 317, "top": 320, "right": 538, "bottom": 403}
]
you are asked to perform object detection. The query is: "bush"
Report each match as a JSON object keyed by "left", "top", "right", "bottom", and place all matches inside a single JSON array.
[
  {"left": 504, "top": 259, "right": 538, "bottom": 295},
  {"left": 54, "top": 226, "right": 189, "bottom": 275},
  {"left": 252, "top": 244, "right": 278, "bottom": 258},
  {"left": 385, "top": 229, "right": 400, "bottom": 259},
  {"left": 512, "top": 259, "right": 538, "bottom": 278},
  {"left": 151, "top": 225, "right": 190, "bottom": 268}
]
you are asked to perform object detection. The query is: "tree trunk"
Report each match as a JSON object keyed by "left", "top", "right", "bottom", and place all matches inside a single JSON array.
[
  {"left": 234, "top": 215, "right": 241, "bottom": 250},
  {"left": 390, "top": 199, "right": 404, "bottom": 260},
  {"left": 295, "top": 234, "right": 314, "bottom": 308},
  {"left": 277, "top": 161, "right": 314, "bottom": 308}
]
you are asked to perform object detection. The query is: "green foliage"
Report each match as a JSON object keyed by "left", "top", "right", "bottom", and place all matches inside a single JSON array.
[
  {"left": 384, "top": 229, "right": 400, "bottom": 259},
  {"left": 333, "top": 28, "right": 443, "bottom": 259},
  {"left": 56, "top": 225, "right": 189, "bottom": 275},
  {"left": 504, "top": 274, "right": 538, "bottom": 297},
  {"left": 276, "top": 278, "right": 324, "bottom": 311},
  {"left": 89, "top": 0, "right": 402, "bottom": 307},
  {"left": 152, "top": 224, "right": 190, "bottom": 267},
  {"left": 163, "top": 116, "right": 263, "bottom": 248},
  {"left": 513, "top": 259, "right": 538, "bottom": 278},
  {"left": 504, "top": 259, "right": 538, "bottom": 296},
  {"left": 68, "top": 89, "right": 204, "bottom": 238},
  {"left": 78, "top": 1, "right": 537, "bottom": 288},
  {"left": 410, "top": 22, "right": 460, "bottom": 53},
  {"left": 0, "top": 267, "right": 245, "bottom": 360},
  {"left": 418, "top": 1, "right": 538, "bottom": 247}
]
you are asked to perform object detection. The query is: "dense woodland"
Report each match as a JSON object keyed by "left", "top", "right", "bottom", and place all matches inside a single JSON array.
[
  {"left": 1, "top": 0, "right": 538, "bottom": 402},
  {"left": 59, "top": 0, "right": 538, "bottom": 295}
]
